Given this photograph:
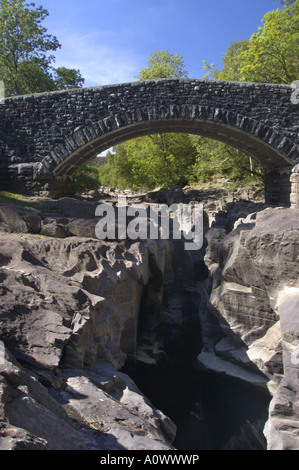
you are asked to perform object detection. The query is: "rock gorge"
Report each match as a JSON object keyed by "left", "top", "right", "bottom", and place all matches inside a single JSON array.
[{"left": 0, "top": 187, "right": 298, "bottom": 450}]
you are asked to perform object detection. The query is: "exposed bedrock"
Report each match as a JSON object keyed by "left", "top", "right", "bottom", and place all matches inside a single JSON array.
[
  {"left": 201, "top": 205, "right": 299, "bottom": 449},
  {"left": 0, "top": 231, "right": 178, "bottom": 450},
  {"left": 0, "top": 192, "right": 298, "bottom": 449}
]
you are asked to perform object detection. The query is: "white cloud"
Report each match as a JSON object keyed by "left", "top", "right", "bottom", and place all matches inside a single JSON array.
[{"left": 51, "top": 28, "right": 141, "bottom": 86}]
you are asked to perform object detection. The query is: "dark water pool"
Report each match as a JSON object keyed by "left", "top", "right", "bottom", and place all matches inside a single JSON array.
[{"left": 123, "top": 362, "right": 272, "bottom": 450}]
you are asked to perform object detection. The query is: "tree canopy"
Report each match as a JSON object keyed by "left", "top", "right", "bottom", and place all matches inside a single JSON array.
[
  {"left": 97, "top": 49, "right": 197, "bottom": 191},
  {"left": 206, "top": 0, "right": 299, "bottom": 84},
  {"left": 95, "top": 49, "right": 262, "bottom": 192},
  {"left": 0, "top": 0, "right": 84, "bottom": 95},
  {"left": 137, "top": 49, "right": 188, "bottom": 81},
  {"left": 76, "top": 2, "right": 298, "bottom": 193}
]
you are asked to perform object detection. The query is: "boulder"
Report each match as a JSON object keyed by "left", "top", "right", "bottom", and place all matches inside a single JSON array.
[
  {"left": 0, "top": 204, "right": 41, "bottom": 234},
  {"left": 40, "top": 217, "right": 70, "bottom": 238},
  {"left": 40, "top": 197, "right": 98, "bottom": 219}
]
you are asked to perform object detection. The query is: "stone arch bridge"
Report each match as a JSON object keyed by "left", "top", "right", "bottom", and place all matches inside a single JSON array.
[{"left": 0, "top": 79, "right": 298, "bottom": 205}]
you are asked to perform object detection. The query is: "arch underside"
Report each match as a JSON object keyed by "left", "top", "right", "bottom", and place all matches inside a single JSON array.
[{"left": 53, "top": 118, "right": 294, "bottom": 178}]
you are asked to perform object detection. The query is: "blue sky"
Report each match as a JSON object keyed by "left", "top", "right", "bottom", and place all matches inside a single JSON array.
[{"left": 41, "top": 0, "right": 283, "bottom": 87}]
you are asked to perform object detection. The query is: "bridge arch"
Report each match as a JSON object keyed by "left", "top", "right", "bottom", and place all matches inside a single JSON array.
[{"left": 51, "top": 106, "right": 294, "bottom": 178}]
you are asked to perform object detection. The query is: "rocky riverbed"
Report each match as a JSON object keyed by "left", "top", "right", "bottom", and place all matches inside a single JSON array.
[{"left": 0, "top": 186, "right": 298, "bottom": 450}]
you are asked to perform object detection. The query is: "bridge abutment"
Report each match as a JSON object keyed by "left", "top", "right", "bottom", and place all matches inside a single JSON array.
[
  {"left": 264, "top": 165, "right": 299, "bottom": 208},
  {"left": 265, "top": 168, "right": 293, "bottom": 207}
]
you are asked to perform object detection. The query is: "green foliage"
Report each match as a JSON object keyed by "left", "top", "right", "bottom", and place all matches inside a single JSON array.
[
  {"left": 98, "top": 134, "right": 198, "bottom": 190},
  {"left": 97, "top": 149, "right": 135, "bottom": 189},
  {"left": 99, "top": 135, "right": 264, "bottom": 191},
  {"left": 207, "top": 1, "right": 299, "bottom": 84},
  {"left": 137, "top": 49, "right": 188, "bottom": 81},
  {"left": 189, "top": 138, "right": 264, "bottom": 187},
  {"left": 0, "top": 0, "right": 84, "bottom": 95},
  {"left": 74, "top": 162, "right": 101, "bottom": 192},
  {"left": 53, "top": 67, "right": 85, "bottom": 90},
  {"left": 237, "top": 1, "right": 299, "bottom": 84},
  {"left": 212, "top": 40, "right": 250, "bottom": 82}
]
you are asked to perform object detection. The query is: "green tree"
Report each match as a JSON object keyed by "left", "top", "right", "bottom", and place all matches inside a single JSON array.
[
  {"left": 53, "top": 67, "right": 85, "bottom": 90},
  {"left": 204, "top": 40, "right": 249, "bottom": 81},
  {"left": 189, "top": 137, "right": 264, "bottom": 188},
  {"left": 137, "top": 49, "right": 187, "bottom": 80},
  {"left": 99, "top": 49, "right": 196, "bottom": 190},
  {"left": 74, "top": 162, "right": 102, "bottom": 192},
  {"left": 208, "top": 1, "right": 299, "bottom": 84},
  {"left": 0, "top": 0, "right": 84, "bottom": 95},
  {"left": 238, "top": 0, "right": 299, "bottom": 84},
  {"left": 99, "top": 133, "right": 197, "bottom": 191}
]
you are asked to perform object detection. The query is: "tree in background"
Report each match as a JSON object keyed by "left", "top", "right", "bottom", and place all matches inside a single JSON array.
[
  {"left": 80, "top": 1, "right": 298, "bottom": 192},
  {"left": 99, "top": 133, "right": 198, "bottom": 191},
  {"left": 98, "top": 50, "right": 198, "bottom": 191},
  {"left": 137, "top": 49, "right": 188, "bottom": 80},
  {"left": 73, "top": 162, "right": 102, "bottom": 192},
  {"left": 0, "top": 0, "right": 84, "bottom": 95},
  {"left": 189, "top": 138, "right": 264, "bottom": 189},
  {"left": 202, "top": 41, "right": 250, "bottom": 81},
  {"left": 237, "top": 0, "right": 298, "bottom": 84},
  {"left": 206, "top": 1, "right": 298, "bottom": 84}
]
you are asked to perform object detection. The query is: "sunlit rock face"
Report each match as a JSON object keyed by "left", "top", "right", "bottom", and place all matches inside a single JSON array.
[{"left": 202, "top": 206, "right": 299, "bottom": 449}]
